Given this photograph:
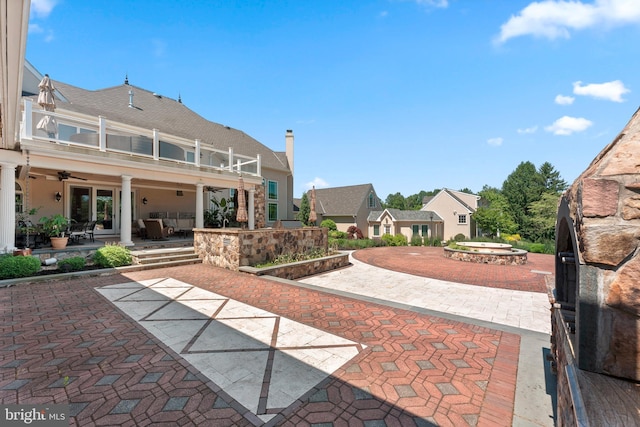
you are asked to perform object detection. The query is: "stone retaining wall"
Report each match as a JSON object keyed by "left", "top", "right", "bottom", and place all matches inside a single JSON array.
[
  {"left": 194, "top": 227, "right": 328, "bottom": 271},
  {"left": 443, "top": 247, "right": 527, "bottom": 265},
  {"left": 239, "top": 252, "right": 349, "bottom": 280}
]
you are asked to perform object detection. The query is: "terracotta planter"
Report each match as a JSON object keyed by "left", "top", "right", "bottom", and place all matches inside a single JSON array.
[
  {"left": 50, "top": 237, "right": 69, "bottom": 250},
  {"left": 13, "top": 248, "right": 32, "bottom": 256}
]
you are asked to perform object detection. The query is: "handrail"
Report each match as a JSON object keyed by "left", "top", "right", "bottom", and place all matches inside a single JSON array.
[{"left": 20, "top": 98, "right": 262, "bottom": 176}]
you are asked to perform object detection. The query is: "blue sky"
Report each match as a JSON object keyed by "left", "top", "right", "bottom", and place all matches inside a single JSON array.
[{"left": 26, "top": 0, "right": 640, "bottom": 199}]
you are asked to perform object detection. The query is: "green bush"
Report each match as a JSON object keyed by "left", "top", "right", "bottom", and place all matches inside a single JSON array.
[
  {"left": 329, "top": 238, "right": 381, "bottom": 250},
  {"left": 454, "top": 233, "right": 466, "bottom": 242},
  {"left": 58, "top": 256, "right": 86, "bottom": 272},
  {"left": 93, "top": 244, "right": 132, "bottom": 268},
  {"left": 381, "top": 234, "right": 408, "bottom": 246},
  {"left": 410, "top": 234, "right": 423, "bottom": 246},
  {"left": 320, "top": 219, "right": 337, "bottom": 231},
  {"left": 329, "top": 230, "right": 348, "bottom": 239},
  {"left": 0, "top": 255, "right": 41, "bottom": 279}
]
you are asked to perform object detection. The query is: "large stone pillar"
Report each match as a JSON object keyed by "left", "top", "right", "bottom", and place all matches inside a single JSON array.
[
  {"left": 195, "top": 183, "right": 204, "bottom": 229},
  {"left": 0, "top": 162, "right": 17, "bottom": 253},
  {"left": 119, "top": 175, "right": 133, "bottom": 246}
]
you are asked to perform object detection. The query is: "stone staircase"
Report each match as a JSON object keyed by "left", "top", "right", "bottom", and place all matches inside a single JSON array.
[{"left": 130, "top": 246, "right": 201, "bottom": 269}]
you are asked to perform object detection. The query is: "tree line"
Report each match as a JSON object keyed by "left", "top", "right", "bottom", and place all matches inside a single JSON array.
[{"left": 381, "top": 161, "right": 567, "bottom": 243}]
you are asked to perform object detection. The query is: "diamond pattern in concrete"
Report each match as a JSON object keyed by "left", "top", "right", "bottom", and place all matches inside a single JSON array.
[{"left": 96, "top": 278, "right": 365, "bottom": 424}]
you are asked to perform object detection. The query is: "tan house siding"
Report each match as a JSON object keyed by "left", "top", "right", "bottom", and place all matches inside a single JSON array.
[{"left": 421, "top": 189, "right": 479, "bottom": 240}]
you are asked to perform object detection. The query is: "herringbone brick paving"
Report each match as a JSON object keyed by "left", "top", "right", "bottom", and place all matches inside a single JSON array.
[{"left": 0, "top": 249, "right": 527, "bottom": 426}]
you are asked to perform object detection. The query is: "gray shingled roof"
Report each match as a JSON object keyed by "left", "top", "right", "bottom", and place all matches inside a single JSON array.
[
  {"left": 49, "top": 81, "right": 289, "bottom": 173},
  {"left": 368, "top": 208, "right": 442, "bottom": 222},
  {"left": 310, "top": 184, "right": 377, "bottom": 216}
]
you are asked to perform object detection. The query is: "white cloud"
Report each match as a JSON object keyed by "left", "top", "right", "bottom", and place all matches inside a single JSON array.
[
  {"left": 555, "top": 94, "right": 575, "bottom": 105},
  {"left": 495, "top": 0, "right": 640, "bottom": 44},
  {"left": 30, "top": 0, "right": 58, "bottom": 19},
  {"left": 415, "top": 0, "right": 448, "bottom": 7},
  {"left": 517, "top": 126, "right": 538, "bottom": 134},
  {"left": 305, "top": 177, "right": 329, "bottom": 191},
  {"left": 573, "top": 80, "right": 630, "bottom": 102},
  {"left": 487, "top": 137, "right": 503, "bottom": 146},
  {"left": 545, "top": 116, "right": 593, "bottom": 135},
  {"left": 28, "top": 23, "right": 43, "bottom": 34}
]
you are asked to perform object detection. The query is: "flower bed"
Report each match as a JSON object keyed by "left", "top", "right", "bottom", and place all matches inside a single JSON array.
[{"left": 238, "top": 252, "right": 349, "bottom": 280}]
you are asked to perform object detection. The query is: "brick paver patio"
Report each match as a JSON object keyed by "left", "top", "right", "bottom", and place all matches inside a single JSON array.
[{"left": 0, "top": 248, "right": 536, "bottom": 426}]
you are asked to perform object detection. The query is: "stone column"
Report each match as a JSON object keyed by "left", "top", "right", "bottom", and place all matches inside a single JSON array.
[
  {"left": 119, "top": 175, "right": 134, "bottom": 246},
  {"left": 195, "top": 183, "right": 204, "bottom": 229},
  {"left": 0, "top": 163, "right": 17, "bottom": 253},
  {"left": 248, "top": 187, "right": 255, "bottom": 230}
]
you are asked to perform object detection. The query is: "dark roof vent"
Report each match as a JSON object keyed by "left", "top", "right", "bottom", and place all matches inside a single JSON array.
[
  {"left": 153, "top": 93, "right": 161, "bottom": 98},
  {"left": 178, "top": 93, "right": 182, "bottom": 104},
  {"left": 124, "top": 74, "right": 129, "bottom": 85}
]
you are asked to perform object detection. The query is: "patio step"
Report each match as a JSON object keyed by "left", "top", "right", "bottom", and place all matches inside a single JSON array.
[{"left": 130, "top": 246, "right": 201, "bottom": 267}]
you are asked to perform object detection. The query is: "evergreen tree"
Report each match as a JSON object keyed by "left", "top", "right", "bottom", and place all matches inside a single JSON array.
[
  {"left": 299, "top": 193, "right": 310, "bottom": 225},
  {"left": 501, "top": 161, "right": 545, "bottom": 239},
  {"left": 538, "top": 161, "right": 568, "bottom": 194}
]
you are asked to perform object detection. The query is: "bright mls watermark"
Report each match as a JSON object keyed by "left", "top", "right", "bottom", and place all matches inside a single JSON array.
[{"left": 2, "top": 405, "right": 68, "bottom": 426}]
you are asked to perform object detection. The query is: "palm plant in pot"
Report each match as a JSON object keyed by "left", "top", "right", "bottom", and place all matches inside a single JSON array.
[{"left": 40, "top": 214, "right": 71, "bottom": 249}]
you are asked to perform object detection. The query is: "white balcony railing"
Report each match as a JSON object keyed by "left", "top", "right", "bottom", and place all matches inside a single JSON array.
[{"left": 20, "top": 99, "right": 261, "bottom": 177}]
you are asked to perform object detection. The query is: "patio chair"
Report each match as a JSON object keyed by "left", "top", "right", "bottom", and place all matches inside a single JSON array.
[
  {"left": 69, "top": 222, "right": 88, "bottom": 244},
  {"left": 85, "top": 221, "right": 97, "bottom": 242},
  {"left": 143, "top": 219, "right": 173, "bottom": 240}
]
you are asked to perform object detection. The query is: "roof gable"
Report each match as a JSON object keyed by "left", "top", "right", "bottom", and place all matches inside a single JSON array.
[{"left": 311, "top": 184, "right": 378, "bottom": 216}]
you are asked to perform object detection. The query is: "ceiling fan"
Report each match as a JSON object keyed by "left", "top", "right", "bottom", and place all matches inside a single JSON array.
[{"left": 58, "top": 171, "right": 87, "bottom": 181}]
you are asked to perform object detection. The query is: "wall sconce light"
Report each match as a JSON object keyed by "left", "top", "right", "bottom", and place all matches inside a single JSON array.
[
  {"left": 55, "top": 192, "right": 62, "bottom": 202},
  {"left": 176, "top": 190, "right": 184, "bottom": 197},
  {"left": 453, "top": 211, "right": 457, "bottom": 216},
  {"left": 142, "top": 197, "right": 148, "bottom": 205}
]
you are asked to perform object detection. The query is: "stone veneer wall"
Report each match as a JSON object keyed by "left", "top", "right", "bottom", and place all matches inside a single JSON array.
[
  {"left": 239, "top": 252, "right": 349, "bottom": 280},
  {"left": 557, "top": 106, "right": 640, "bottom": 381},
  {"left": 194, "top": 227, "right": 328, "bottom": 271},
  {"left": 443, "top": 247, "right": 527, "bottom": 265}
]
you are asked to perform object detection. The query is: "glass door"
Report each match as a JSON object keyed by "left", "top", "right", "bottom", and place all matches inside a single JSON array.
[
  {"left": 70, "top": 187, "right": 91, "bottom": 224},
  {"left": 95, "top": 189, "right": 114, "bottom": 234}
]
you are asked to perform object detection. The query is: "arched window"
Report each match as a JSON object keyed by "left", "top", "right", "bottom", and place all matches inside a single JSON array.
[{"left": 15, "top": 182, "right": 23, "bottom": 213}]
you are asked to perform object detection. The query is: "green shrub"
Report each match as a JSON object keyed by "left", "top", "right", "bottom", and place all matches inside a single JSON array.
[
  {"left": 58, "top": 256, "right": 86, "bottom": 272},
  {"left": 329, "top": 230, "right": 348, "bottom": 239},
  {"left": 381, "top": 234, "right": 408, "bottom": 246},
  {"left": 329, "top": 238, "right": 381, "bottom": 250},
  {"left": 410, "top": 234, "right": 423, "bottom": 246},
  {"left": 454, "top": 233, "right": 466, "bottom": 242},
  {"left": 393, "top": 234, "right": 408, "bottom": 246},
  {"left": 320, "top": 219, "right": 337, "bottom": 231},
  {"left": 0, "top": 255, "right": 41, "bottom": 279},
  {"left": 93, "top": 244, "right": 132, "bottom": 268},
  {"left": 381, "top": 234, "right": 395, "bottom": 246}
]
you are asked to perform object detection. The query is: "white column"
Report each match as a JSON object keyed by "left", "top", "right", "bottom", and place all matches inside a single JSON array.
[
  {"left": 0, "top": 163, "right": 17, "bottom": 253},
  {"left": 195, "top": 183, "right": 204, "bottom": 229},
  {"left": 248, "top": 187, "right": 255, "bottom": 230},
  {"left": 119, "top": 175, "right": 134, "bottom": 246}
]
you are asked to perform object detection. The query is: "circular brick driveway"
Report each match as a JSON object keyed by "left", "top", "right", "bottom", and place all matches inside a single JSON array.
[{"left": 353, "top": 246, "right": 554, "bottom": 293}]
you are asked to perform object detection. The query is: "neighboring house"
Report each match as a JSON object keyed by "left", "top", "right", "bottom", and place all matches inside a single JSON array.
[
  {"left": 367, "top": 208, "right": 443, "bottom": 242},
  {"left": 1, "top": 59, "right": 295, "bottom": 251},
  {"left": 302, "top": 184, "right": 381, "bottom": 238},
  {"left": 421, "top": 188, "right": 480, "bottom": 240}
]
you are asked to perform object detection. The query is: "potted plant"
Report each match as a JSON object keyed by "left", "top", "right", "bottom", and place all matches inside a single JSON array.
[{"left": 40, "top": 214, "right": 71, "bottom": 249}]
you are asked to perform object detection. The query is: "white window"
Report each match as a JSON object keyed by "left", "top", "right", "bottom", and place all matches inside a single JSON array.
[{"left": 384, "top": 225, "right": 391, "bottom": 235}]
